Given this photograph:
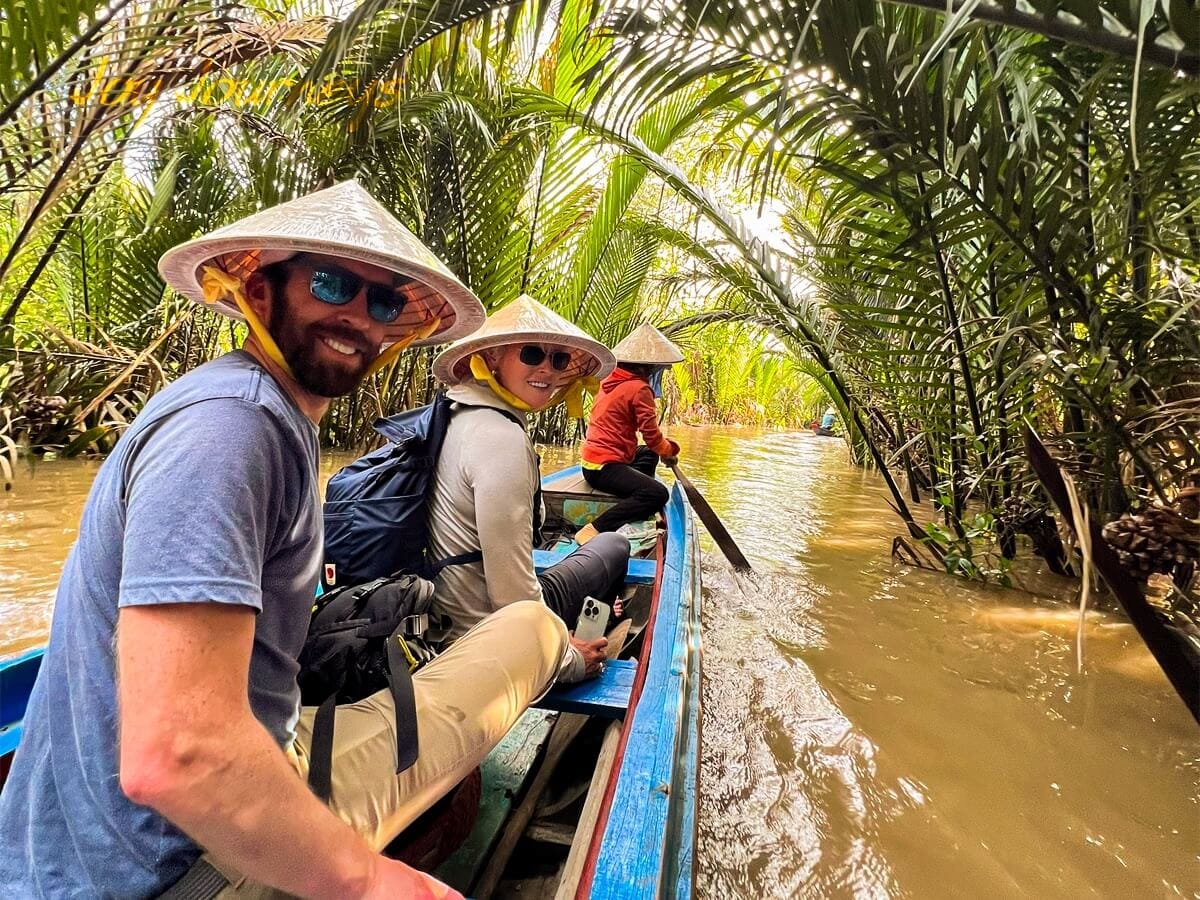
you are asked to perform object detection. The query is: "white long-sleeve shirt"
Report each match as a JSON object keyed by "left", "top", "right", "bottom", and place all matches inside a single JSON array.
[
  {"left": 427, "top": 382, "right": 542, "bottom": 637},
  {"left": 426, "top": 383, "right": 585, "bottom": 680}
]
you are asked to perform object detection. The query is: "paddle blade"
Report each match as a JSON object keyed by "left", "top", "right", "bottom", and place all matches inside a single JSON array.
[{"left": 669, "top": 463, "right": 753, "bottom": 572}]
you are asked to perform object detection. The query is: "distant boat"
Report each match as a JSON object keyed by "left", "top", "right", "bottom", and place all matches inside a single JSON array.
[{"left": 0, "top": 465, "right": 703, "bottom": 898}]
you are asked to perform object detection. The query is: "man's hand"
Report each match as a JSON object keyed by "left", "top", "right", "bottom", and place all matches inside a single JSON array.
[
  {"left": 363, "top": 859, "right": 464, "bottom": 900},
  {"left": 569, "top": 636, "right": 608, "bottom": 678},
  {"left": 661, "top": 455, "right": 679, "bottom": 467}
]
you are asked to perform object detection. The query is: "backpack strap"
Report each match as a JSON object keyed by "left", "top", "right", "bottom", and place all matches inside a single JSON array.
[
  {"left": 307, "top": 685, "right": 340, "bottom": 802},
  {"left": 305, "top": 635, "right": 421, "bottom": 804},
  {"left": 305, "top": 576, "right": 424, "bottom": 803},
  {"left": 440, "top": 402, "right": 544, "bottom": 550},
  {"left": 482, "top": 407, "right": 543, "bottom": 538},
  {"left": 158, "top": 857, "right": 228, "bottom": 900},
  {"left": 425, "top": 549, "right": 484, "bottom": 577},
  {"left": 386, "top": 631, "right": 420, "bottom": 773}
]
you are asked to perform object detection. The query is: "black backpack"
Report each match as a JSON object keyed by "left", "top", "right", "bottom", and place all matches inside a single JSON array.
[
  {"left": 321, "top": 392, "right": 474, "bottom": 590},
  {"left": 304, "top": 394, "right": 534, "bottom": 801},
  {"left": 320, "top": 392, "right": 532, "bottom": 590},
  {"left": 296, "top": 574, "right": 446, "bottom": 802}
]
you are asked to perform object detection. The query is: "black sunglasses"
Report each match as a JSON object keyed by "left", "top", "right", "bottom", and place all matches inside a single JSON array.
[
  {"left": 518, "top": 344, "right": 573, "bottom": 371},
  {"left": 308, "top": 264, "right": 410, "bottom": 325}
]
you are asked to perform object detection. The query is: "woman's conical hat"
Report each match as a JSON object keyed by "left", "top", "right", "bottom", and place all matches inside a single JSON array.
[
  {"left": 610, "top": 323, "right": 684, "bottom": 365},
  {"left": 432, "top": 294, "right": 615, "bottom": 386},
  {"left": 158, "top": 180, "right": 485, "bottom": 347}
]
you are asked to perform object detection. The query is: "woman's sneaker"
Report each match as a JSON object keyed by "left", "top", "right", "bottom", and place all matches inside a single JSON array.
[{"left": 574, "top": 522, "right": 600, "bottom": 545}]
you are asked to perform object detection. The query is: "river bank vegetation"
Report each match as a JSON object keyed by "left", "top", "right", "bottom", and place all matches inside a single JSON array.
[{"left": 1, "top": 0, "right": 1197, "bottom": 607}]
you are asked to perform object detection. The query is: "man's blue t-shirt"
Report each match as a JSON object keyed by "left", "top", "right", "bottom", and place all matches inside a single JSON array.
[{"left": 0, "top": 351, "right": 322, "bottom": 898}]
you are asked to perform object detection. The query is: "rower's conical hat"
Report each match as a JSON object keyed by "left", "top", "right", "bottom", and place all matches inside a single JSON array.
[
  {"left": 610, "top": 323, "right": 684, "bottom": 365},
  {"left": 432, "top": 294, "right": 615, "bottom": 386},
  {"left": 158, "top": 180, "right": 485, "bottom": 346}
]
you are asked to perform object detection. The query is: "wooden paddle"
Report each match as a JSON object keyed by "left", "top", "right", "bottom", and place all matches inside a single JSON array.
[{"left": 667, "top": 461, "right": 753, "bottom": 572}]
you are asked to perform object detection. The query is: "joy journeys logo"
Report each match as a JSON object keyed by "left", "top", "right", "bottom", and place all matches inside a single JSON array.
[{"left": 71, "top": 57, "right": 407, "bottom": 121}]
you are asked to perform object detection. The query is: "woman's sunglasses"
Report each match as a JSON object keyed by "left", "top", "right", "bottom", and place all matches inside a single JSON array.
[
  {"left": 308, "top": 264, "right": 410, "bottom": 324},
  {"left": 519, "top": 345, "right": 573, "bottom": 371}
]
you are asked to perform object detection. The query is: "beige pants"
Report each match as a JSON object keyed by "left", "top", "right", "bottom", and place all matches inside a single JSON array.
[{"left": 214, "top": 601, "right": 567, "bottom": 898}]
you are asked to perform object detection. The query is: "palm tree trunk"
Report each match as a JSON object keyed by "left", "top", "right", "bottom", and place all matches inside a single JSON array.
[
  {"left": 887, "top": 0, "right": 1197, "bottom": 74},
  {"left": 988, "top": 260, "right": 1017, "bottom": 558},
  {"left": 0, "top": 128, "right": 94, "bottom": 307},
  {"left": 917, "top": 173, "right": 991, "bottom": 503},
  {"left": 945, "top": 366, "right": 966, "bottom": 536},
  {"left": 78, "top": 223, "right": 90, "bottom": 340},
  {"left": 521, "top": 145, "right": 550, "bottom": 294}
]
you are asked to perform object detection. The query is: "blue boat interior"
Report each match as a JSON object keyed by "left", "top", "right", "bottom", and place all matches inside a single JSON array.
[
  {"left": 0, "top": 466, "right": 701, "bottom": 899},
  {"left": 429, "top": 468, "right": 699, "bottom": 898}
]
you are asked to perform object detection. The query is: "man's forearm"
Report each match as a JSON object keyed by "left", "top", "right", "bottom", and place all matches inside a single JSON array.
[{"left": 129, "top": 712, "right": 376, "bottom": 900}]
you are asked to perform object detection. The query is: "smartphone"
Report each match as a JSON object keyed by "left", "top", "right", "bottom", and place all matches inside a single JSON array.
[{"left": 574, "top": 597, "right": 611, "bottom": 642}]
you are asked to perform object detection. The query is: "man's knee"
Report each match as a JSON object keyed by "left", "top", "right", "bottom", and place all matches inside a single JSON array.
[{"left": 491, "top": 601, "right": 568, "bottom": 659}]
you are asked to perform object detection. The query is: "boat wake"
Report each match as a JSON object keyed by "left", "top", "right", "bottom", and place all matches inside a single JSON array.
[{"left": 697, "top": 564, "right": 909, "bottom": 899}]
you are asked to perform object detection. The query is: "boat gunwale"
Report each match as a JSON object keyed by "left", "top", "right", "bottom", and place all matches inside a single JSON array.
[{"left": 574, "top": 477, "right": 700, "bottom": 899}]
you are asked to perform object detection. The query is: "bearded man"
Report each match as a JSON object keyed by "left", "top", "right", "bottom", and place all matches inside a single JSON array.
[{"left": 0, "top": 182, "right": 567, "bottom": 899}]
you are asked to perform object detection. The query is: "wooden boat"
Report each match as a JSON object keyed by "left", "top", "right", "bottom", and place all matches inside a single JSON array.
[{"left": 0, "top": 465, "right": 703, "bottom": 898}]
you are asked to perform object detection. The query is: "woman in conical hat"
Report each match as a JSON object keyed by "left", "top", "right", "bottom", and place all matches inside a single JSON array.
[
  {"left": 159, "top": 180, "right": 486, "bottom": 402},
  {"left": 576, "top": 323, "right": 684, "bottom": 544},
  {"left": 427, "top": 294, "right": 629, "bottom": 682}
]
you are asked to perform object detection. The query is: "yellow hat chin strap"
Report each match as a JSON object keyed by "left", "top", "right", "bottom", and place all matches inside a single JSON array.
[
  {"left": 200, "top": 265, "right": 438, "bottom": 382},
  {"left": 366, "top": 315, "right": 441, "bottom": 376},
  {"left": 201, "top": 265, "right": 295, "bottom": 378},
  {"left": 470, "top": 354, "right": 533, "bottom": 410},
  {"left": 561, "top": 375, "right": 600, "bottom": 418},
  {"left": 469, "top": 354, "right": 599, "bottom": 418}
]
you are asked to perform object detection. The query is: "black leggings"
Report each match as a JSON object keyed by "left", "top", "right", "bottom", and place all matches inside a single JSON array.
[
  {"left": 582, "top": 447, "right": 669, "bottom": 533},
  {"left": 538, "top": 532, "right": 630, "bottom": 630}
]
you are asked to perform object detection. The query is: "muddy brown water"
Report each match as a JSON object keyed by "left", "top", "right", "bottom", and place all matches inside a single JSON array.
[{"left": 2, "top": 427, "right": 1196, "bottom": 898}]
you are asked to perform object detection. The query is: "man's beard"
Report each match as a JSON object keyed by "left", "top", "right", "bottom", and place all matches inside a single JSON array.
[{"left": 268, "top": 302, "right": 380, "bottom": 397}]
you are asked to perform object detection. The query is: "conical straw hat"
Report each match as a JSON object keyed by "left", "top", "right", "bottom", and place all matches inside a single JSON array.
[
  {"left": 158, "top": 180, "right": 485, "bottom": 347},
  {"left": 610, "top": 323, "right": 684, "bottom": 365},
  {"left": 432, "top": 294, "right": 615, "bottom": 386}
]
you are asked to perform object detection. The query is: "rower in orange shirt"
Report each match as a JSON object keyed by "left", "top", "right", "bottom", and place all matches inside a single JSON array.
[{"left": 575, "top": 324, "right": 684, "bottom": 545}]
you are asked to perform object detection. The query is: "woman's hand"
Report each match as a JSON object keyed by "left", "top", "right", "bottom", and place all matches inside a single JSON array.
[{"left": 569, "top": 636, "right": 608, "bottom": 678}]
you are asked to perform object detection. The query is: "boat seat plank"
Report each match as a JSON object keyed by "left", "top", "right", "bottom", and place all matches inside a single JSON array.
[
  {"left": 540, "top": 467, "right": 611, "bottom": 496},
  {"left": 532, "top": 550, "right": 656, "bottom": 585},
  {"left": 533, "top": 659, "right": 636, "bottom": 719},
  {"left": 435, "top": 708, "right": 557, "bottom": 891},
  {"left": 0, "top": 724, "right": 23, "bottom": 758}
]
